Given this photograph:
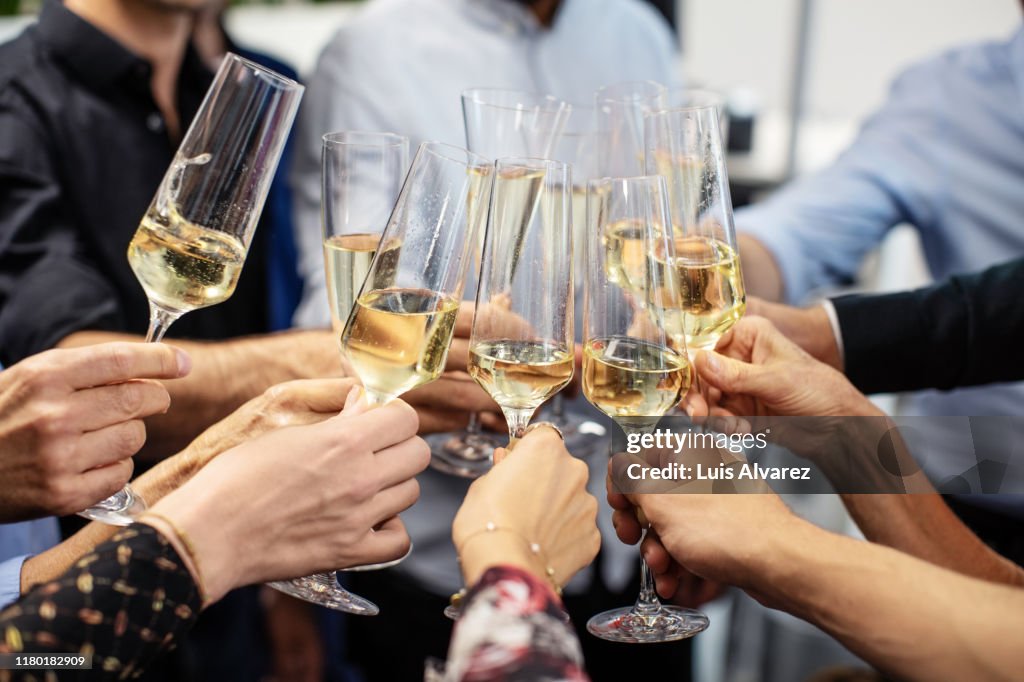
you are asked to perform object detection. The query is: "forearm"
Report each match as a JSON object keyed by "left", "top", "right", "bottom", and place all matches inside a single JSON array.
[
  {"left": 840, "top": 493, "right": 1024, "bottom": 587},
  {"left": 737, "top": 234, "right": 785, "bottom": 302},
  {"left": 58, "top": 329, "right": 341, "bottom": 458},
  {"left": 755, "top": 521, "right": 1024, "bottom": 681}
]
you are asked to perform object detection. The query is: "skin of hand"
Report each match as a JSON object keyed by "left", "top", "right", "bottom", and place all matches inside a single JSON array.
[
  {"left": 19, "top": 377, "right": 358, "bottom": 592},
  {"left": 744, "top": 296, "right": 842, "bottom": 370},
  {"left": 0, "top": 342, "right": 190, "bottom": 521},
  {"left": 141, "top": 388, "right": 431, "bottom": 604},
  {"left": 683, "top": 316, "right": 879, "bottom": 421},
  {"left": 452, "top": 426, "right": 601, "bottom": 590}
]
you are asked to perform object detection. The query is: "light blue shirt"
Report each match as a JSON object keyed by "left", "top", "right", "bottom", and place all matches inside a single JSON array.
[
  {"left": 289, "top": 0, "right": 679, "bottom": 593},
  {"left": 291, "top": 0, "right": 680, "bottom": 329},
  {"left": 736, "top": 27, "right": 1024, "bottom": 490},
  {"left": 0, "top": 518, "right": 61, "bottom": 608}
]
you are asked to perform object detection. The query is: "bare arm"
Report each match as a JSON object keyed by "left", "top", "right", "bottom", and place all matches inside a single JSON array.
[
  {"left": 58, "top": 329, "right": 342, "bottom": 459},
  {"left": 737, "top": 234, "right": 785, "bottom": 302},
  {"left": 756, "top": 520, "right": 1024, "bottom": 682}
]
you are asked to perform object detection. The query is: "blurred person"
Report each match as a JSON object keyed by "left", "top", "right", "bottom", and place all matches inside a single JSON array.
[
  {"left": 288, "top": 2, "right": 682, "bottom": 679},
  {"left": 733, "top": 6, "right": 1024, "bottom": 557},
  {"left": 609, "top": 319, "right": 1024, "bottom": 681},
  {"left": 0, "top": 390, "right": 430, "bottom": 681}
]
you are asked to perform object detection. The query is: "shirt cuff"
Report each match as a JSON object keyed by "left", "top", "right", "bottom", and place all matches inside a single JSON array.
[
  {"left": 820, "top": 299, "right": 846, "bottom": 367},
  {"left": 0, "top": 555, "right": 29, "bottom": 609}
]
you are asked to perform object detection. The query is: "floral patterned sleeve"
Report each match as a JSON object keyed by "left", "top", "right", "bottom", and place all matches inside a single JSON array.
[
  {"left": 0, "top": 524, "right": 201, "bottom": 681},
  {"left": 438, "top": 566, "right": 589, "bottom": 682}
]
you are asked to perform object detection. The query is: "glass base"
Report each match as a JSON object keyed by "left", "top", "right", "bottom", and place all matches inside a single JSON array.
[
  {"left": 267, "top": 573, "right": 379, "bottom": 615},
  {"left": 339, "top": 542, "right": 413, "bottom": 572},
  {"left": 587, "top": 605, "right": 709, "bottom": 643},
  {"left": 427, "top": 430, "right": 501, "bottom": 479},
  {"left": 77, "top": 484, "right": 147, "bottom": 526}
]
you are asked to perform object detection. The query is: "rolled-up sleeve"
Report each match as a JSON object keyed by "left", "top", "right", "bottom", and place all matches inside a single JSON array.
[
  {"left": 735, "top": 62, "right": 945, "bottom": 304},
  {"left": 0, "top": 98, "right": 122, "bottom": 365},
  {"left": 0, "top": 555, "right": 28, "bottom": 609}
]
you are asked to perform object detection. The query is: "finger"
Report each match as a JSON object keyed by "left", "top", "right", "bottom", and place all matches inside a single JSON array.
[
  {"left": 63, "top": 342, "right": 190, "bottom": 388},
  {"left": 73, "top": 458, "right": 134, "bottom": 510},
  {"left": 606, "top": 460, "right": 632, "bottom": 511},
  {"left": 371, "top": 435, "right": 430, "bottom": 489},
  {"left": 640, "top": 533, "right": 673, "bottom": 575},
  {"left": 493, "top": 447, "right": 508, "bottom": 465},
  {"left": 404, "top": 375, "right": 497, "bottom": 413},
  {"left": 75, "top": 420, "right": 148, "bottom": 470},
  {"left": 414, "top": 409, "right": 470, "bottom": 435},
  {"left": 337, "top": 398, "right": 419, "bottom": 449},
  {"left": 696, "top": 350, "right": 776, "bottom": 398},
  {"left": 366, "top": 478, "right": 421, "bottom": 528},
  {"left": 479, "top": 412, "right": 506, "bottom": 431},
  {"left": 445, "top": 337, "right": 470, "bottom": 373},
  {"left": 612, "top": 509, "right": 642, "bottom": 545},
  {"left": 68, "top": 380, "right": 170, "bottom": 432},
  {"left": 453, "top": 301, "right": 476, "bottom": 337},
  {"left": 277, "top": 378, "right": 358, "bottom": 414},
  {"left": 655, "top": 571, "right": 681, "bottom": 601},
  {"left": 349, "top": 517, "right": 412, "bottom": 568}
]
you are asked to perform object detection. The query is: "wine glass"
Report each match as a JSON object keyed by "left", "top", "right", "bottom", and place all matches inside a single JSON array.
[
  {"left": 320, "top": 131, "right": 409, "bottom": 335},
  {"left": 643, "top": 104, "right": 746, "bottom": 359},
  {"left": 582, "top": 175, "right": 709, "bottom": 643},
  {"left": 80, "top": 53, "right": 303, "bottom": 526},
  {"left": 665, "top": 87, "right": 730, "bottom": 149},
  {"left": 265, "top": 132, "right": 409, "bottom": 615},
  {"left": 339, "top": 141, "right": 492, "bottom": 405},
  {"left": 594, "top": 80, "right": 667, "bottom": 177},
  {"left": 429, "top": 88, "right": 570, "bottom": 478},
  {"left": 468, "top": 158, "right": 574, "bottom": 445}
]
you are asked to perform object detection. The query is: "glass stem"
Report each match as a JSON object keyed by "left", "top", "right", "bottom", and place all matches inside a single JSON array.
[
  {"left": 363, "top": 389, "right": 391, "bottom": 407},
  {"left": 466, "top": 411, "right": 483, "bottom": 435},
  {"left": 634, "top": 536, "right": 664, "bottom": 617},
  {"left": 503, "top": 407, "right": 535, "bottom": 450},
  {"left": 145, "top": 302, "right": 181, "bottom": 343}
]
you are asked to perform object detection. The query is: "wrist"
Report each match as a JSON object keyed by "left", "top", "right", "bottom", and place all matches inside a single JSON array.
[
  {"left": 807, "top": 305, "right": 843, "bottom": 371},
  {"left": 458, "top": 533, "right": 545, "bottom": 588}
]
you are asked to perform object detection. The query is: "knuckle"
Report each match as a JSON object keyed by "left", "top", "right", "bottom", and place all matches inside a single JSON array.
[
  {"left": 105, "top": 345, "right": 135, "bottom": 378},
  {"left": 30, "top": 402, "right": 70, "bottom": 439},
  {"left": 113, "top": 420, "right": 147, "bottom": 455},
  {"left": 114, "top": 382, "right": 145, "bottom": 415}
]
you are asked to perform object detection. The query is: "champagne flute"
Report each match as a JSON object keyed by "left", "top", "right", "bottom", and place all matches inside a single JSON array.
[
  {"left": 320, "top": 131, "right": 409, "bottom": 334},
  {"left": 665, "top": 87, "right": 730, "bottom": 149},
  {"left": 80, "top": 53, "right": 303, "bottom": 526},
  {"left": 594, "top": 80, "right": 667, "bottom": 177},
  {"left": 430, "top": 88, "right": 570, "bottom": 478},
  {"left": 468, "top": 158, "right": 574, "bottom": 447},
  {"left": 643, "top": 104, "right": 746, "bottom": 358},
  {"left": 582, "top": 175, "right": 709, "bottom": 643},
  {"left": 340, "top": 141, "right": 492, "bottom": 405},
  {"left": 265, "top": 132, "right": 410, "bottom": 615}
]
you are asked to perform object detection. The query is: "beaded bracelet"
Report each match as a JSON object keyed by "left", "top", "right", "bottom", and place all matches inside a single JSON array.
[{"left": 141, "top": 512, "right": 211, "bottom": 607}]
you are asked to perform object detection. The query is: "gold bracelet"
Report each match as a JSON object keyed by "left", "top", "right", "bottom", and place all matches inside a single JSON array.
[
  {"left": 450, "top": 522, "right": 561, "bottom": 610},
  {"left": 141, "top": 512, "right": 210, "bottom": 607}
]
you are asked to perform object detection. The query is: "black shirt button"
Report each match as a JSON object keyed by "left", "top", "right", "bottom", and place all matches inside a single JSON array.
[{"left": 146, "top": 113, "right": 164, "bottom": 132}]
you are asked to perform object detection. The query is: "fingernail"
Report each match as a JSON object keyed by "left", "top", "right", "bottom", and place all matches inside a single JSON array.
[
  {"left": 684, "top": 402, "right": 695, "bottom": 417},
  {"left": 703, "top": 352, "right": 721, "bottom": 375},
  {"left": 174, "top": 349, "right": 192, "bottom": 377},
  {"left": 343, "top": 386, "right": 362, "bottom": 411}
]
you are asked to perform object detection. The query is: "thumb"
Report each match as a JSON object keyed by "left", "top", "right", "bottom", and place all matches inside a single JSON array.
[
  {"left": 696, "top": 350, "right": 776, "bottom": 399},
  {"left": 340, "top": 385, "right": 371, "bottom": 417},
  {"left": 492, "top": 446, "right": 508, "bottom": 465}
]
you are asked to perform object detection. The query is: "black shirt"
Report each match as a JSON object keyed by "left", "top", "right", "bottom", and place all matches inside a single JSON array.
[{"left": 0, "top": 1, "right": 271, "bottom": 366}]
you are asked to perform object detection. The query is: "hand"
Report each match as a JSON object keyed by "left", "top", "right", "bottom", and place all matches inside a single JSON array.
[
  {"left": 453, "top": 426, "right": 600, "bottom": 589},
  {"left": 143, "top": 388, "right": 430, "bottom": 604},
  {"left": 607, "top": 456, "right": 797, "bottom": 597},
  {"left": 0, "top": 343, "right": 190, "bottom": 520},
  {"left": 745, "top": 297, "right": 842, "bottom": 370},
  {"left": 684, "top": 316, "right": 876, "bottom": 420}
]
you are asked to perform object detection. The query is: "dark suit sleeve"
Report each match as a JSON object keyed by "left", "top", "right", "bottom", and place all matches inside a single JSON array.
[
  {"left": 833, "top": 258, "right": 1024, "bottom": 394},
  {"left": 0, "top": 98, "right": 123, "bottom": 366}
]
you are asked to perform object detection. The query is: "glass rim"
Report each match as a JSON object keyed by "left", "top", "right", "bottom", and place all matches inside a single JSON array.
[
  {"left": 461, "top": 87, "right": 569, "bottom": 113},
  {"left": 417, "top": 140, "right": 490, "bottom": 168},
  {"left": 223, "top": 52, "right": 303, "bottom": 91},
  {"left": 494, "top": 156, "right": 570, "bottom": 173},
  {"left": 645, "top": 103, "right": 723, "bottom": 119},
  {"left": 322, "top": 130, "right": 409, "bottom": 149},
  {"left": 594, "top": 80, "right": 667, "bottom": 104},
  {"left": 587, "top": 173, "right": 667, "bottom": 190}
]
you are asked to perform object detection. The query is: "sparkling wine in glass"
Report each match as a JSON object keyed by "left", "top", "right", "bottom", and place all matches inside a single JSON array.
[
  {"left": 80, "top": 53, "right": 303, "bottom": 526},
  {"left": 643, "top": 104, "right": 746, "bottom": 357},
  {"left": 582, "top": 175, "right": 709, "bottom": 643},
  {"left": 468, "top": 158, "right": 574, "bottom": 446},
  {"left": 428, "top": 88, "right": 570, "bottom": 478},
  {"left": 340, "top": 141, "right": 492, "bottom": 406},
  {"left": 266, "top": 132, "right": 409, "bottom": 615}
]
